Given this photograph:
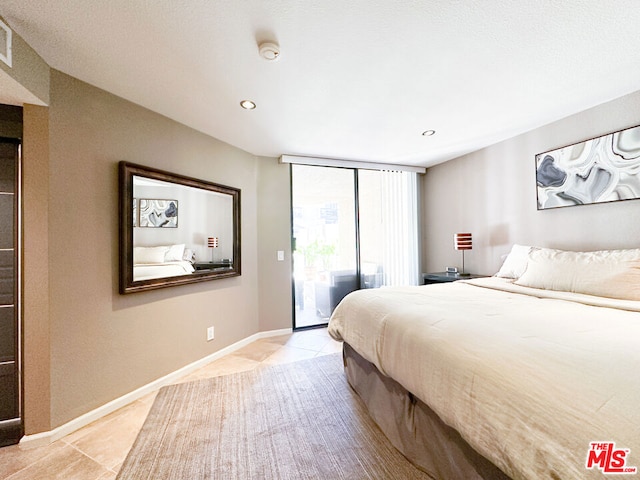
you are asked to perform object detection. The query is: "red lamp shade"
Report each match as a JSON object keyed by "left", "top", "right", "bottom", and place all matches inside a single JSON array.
[
  {"left": 208, "top": 237, "right": 219, "bottom": 248},
  {"left": 454, "top": 233, "right": 472, "bottom": 250}
]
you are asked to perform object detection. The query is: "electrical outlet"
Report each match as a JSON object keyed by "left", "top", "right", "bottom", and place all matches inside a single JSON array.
[{"left": 207, "top": 326, "right": 215, "bottom": 341}]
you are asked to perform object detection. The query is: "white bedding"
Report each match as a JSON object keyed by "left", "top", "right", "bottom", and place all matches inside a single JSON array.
[
  {"left": 133, "top": 261, "right": 195, "bottom": 281},
  {"left": 328, "top": 277, "right": 640, "bottom": 479}
]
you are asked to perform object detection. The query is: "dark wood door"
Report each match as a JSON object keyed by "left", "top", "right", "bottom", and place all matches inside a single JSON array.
[{"left": 0, "top": 139, "right": 22, "bottom": 446}]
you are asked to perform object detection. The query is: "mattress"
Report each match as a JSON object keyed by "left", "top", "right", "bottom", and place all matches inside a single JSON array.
[{"left": 328, "top": 277, "right": 640, "bottom": 479}]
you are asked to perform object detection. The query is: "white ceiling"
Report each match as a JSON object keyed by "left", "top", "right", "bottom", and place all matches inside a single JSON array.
[{"left": 2, "top": 0, "right": 640, "bottom": 167}]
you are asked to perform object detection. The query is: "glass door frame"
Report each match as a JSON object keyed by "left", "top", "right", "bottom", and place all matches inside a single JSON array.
[{"left": 289, "top": 164, "right": 362, "bottom": 331}]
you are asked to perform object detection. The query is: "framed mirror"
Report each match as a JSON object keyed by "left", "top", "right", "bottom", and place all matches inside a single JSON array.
[{"left": 119, "top": 161, "right": 241, "bottom": 294}]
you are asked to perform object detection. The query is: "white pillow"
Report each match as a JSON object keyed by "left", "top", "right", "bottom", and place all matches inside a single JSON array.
[
  {"left": 134, "top": 245, "right": 169, "bottom": 264},
  {"left": 495, "top": 244, "right": 534, "bottom": 279},
  {"left": 183, "top": 248, "right": 195, "bottom": 263},
  {"left": 165, "top": 244, "right": 186, "bottom": 262},
  {"left": 515, "top": 248, "right": 640, "bottom": 301}
]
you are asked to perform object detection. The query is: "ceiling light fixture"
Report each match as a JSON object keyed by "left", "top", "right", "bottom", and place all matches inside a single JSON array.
[
  {"left": 422, "top": 129, "right": 436, "bottom": 136},
  {"left": 258, "top": 41, "right": 280, "bottom": 61},
  {"left": 240, "top": 100, "right": 256, "bottom": 110}
]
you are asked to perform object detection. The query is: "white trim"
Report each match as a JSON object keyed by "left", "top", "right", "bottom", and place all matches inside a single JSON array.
[
  {"left": 19, "top": 327, "right": 293, "bottom": 448},
  {"left": 279, "top": 154, "right": 426, "bottom": 174}
]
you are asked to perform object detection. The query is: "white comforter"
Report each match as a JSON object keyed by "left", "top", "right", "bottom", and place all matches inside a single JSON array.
[
  {"left": 133, "top": 261, "right": 195, "bottom": 281},
  {"left": 328, "top": 277, "right": 640, "bottom": 480}
]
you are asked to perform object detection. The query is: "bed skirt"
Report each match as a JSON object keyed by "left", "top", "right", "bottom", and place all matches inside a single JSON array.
[{"left": 343, "top": 342, "right": 510, "bottom": 480}]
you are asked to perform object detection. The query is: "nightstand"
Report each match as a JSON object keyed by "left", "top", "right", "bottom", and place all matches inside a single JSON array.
[
  {"left": 193, "top": 261, "right": 232, "bottom": 271},
  {"left": 422, "top": 272, "right": 487, "bottom": 285}
]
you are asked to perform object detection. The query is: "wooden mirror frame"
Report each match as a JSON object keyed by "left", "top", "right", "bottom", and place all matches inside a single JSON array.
[{"left": 119, "top": 161, "right": 241, "bottom": 294}]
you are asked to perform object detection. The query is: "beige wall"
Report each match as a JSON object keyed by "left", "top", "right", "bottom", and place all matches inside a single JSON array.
[
  {"left": 257, "top": 157, "right": 293, "bottom": 331},
  {"left": 22, "top": 104, "right": 51, "bottom": 434},
  {"left": 422, "top": 90, "right": 640, "bottom": 276},
  {"left": 45, "top": 70, "right": 267, "bottom": 428}
]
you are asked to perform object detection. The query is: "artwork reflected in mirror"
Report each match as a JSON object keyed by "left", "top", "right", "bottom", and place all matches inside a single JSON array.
[
  {"left": 139, "top": 199, "right": 178, "bottom": 227},
  {"left": 119, "top": 162, "right": 241, "bottom": 294}
]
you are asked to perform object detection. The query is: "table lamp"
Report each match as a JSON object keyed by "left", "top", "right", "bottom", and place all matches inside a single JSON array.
[
  {"left": 208, "top": 237, "right": 219, "bottom": 262},
  {"left": 454, "top": 233, "right": 472, "bottom": 276}
]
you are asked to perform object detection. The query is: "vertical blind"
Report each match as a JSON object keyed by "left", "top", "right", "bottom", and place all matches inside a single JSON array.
[
  {"left": 358, "top": 169, "right": 420, "bottom": 287},
  {"left": 359, "top": 169, "right": 419, "bottom": 287},
  {"left": 379, "top": 170, "right": 419, "bottom": 286}
]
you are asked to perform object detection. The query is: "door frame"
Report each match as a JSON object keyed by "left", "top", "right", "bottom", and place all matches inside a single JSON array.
[{"left": 289, "top": 164, "right": 362, "bottom": 331}]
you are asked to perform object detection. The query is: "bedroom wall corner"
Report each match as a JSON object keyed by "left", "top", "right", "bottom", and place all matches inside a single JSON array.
[
  {"left": 422, "top": 89, "right": 640, "bottom": 276},
  {"left": 257, "top": 157, "right": 293, "bottom": 332}
]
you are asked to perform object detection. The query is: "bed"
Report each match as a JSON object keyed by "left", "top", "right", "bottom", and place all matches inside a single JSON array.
[
  {"left": 133, "top": 244, "right": 195, "bottom": 281},
  {"left": 133, "top": 261, "right": 195, "bottom": 281},
  {"left": 328, "top": 246, "right": 640, "bottom": 479}
]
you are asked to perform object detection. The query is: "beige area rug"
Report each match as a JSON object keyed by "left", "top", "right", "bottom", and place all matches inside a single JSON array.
[{"left": 117, "top": 353, "right": 431, "bottom": 479}]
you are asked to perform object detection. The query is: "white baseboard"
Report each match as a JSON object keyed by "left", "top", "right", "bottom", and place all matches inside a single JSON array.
[{"left": 20, "top": 327, "right": 293, "bottom": 448}]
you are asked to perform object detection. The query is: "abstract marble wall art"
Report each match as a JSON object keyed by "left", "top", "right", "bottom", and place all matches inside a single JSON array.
[
  {"left": 536, "top": 124, "right": 640, "bottom": 210},
  {"left": 139, "top": 199, "right": 178, "bottom": 227}
]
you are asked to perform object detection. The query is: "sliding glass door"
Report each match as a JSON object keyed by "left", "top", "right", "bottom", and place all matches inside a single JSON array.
[
  {"left": 291, "top": 165, "right": 358, "bottom": 328},
  {"left": 291, "top": 164, "right": 419, "bottom": 329}
]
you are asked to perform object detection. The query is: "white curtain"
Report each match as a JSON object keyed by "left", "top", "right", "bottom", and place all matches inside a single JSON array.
[{"left": 379, "top": 170, "right": 420, "bottom": 286}]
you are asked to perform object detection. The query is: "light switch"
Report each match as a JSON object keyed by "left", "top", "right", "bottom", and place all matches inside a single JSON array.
[{"left": 277, "top": 250, "right": 285, "bottom": 261}]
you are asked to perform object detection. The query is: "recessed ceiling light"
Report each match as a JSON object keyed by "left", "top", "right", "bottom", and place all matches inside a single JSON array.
[
  {"left": 422, "top": 130, "right": 436, "bottom": 136},
  {"left": 240, "top": 100, "right": 256, "bottom": 110}
]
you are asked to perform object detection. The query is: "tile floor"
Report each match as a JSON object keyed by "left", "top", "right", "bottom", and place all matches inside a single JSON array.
[{"left": 0, "top": 328, "right": 342, "bottom": 480}]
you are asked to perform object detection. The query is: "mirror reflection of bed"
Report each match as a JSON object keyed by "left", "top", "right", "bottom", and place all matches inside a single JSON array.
[{"left": 132, "top": 175, "right": 234, "bottom": 282}]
